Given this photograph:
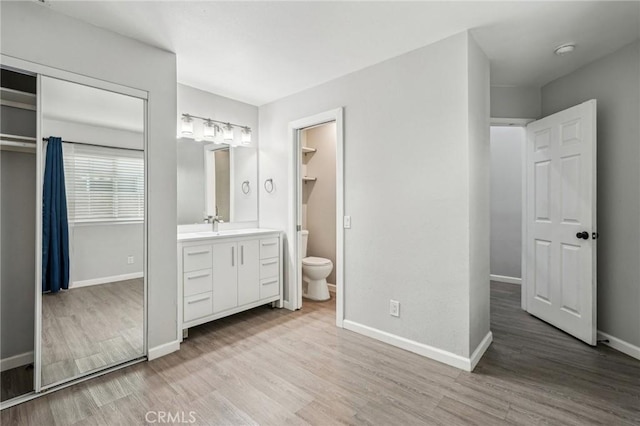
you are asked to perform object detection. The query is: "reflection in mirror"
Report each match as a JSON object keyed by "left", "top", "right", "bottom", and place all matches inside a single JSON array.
[
  {"left": 39, "top": 76, "right": 145, "bottom": 388},
  {"left": 177, "top": 139, "right": 257, "bottom": 225},
  {"left": 205, "top": 146, "right": 230, "bottom": 222}
]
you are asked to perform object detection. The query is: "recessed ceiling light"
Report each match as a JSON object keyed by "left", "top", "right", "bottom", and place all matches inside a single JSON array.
[{"left": 554, "top": 43, "right": 576, "bottom": 56}]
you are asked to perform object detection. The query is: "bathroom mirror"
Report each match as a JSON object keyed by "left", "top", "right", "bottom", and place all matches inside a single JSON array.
[
  {"left": 39, "top": 76, "right": 146, "bottom": 389},
  {"left": 177, "top": 139, "right": 257, "bottom": 224}
]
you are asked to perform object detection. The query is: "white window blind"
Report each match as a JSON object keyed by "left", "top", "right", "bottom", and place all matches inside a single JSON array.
[{"left": 63, "top": 144, "right": 144, "bottom": 223}]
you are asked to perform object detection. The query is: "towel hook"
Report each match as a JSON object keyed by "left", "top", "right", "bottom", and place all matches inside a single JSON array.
[
  {"left": 241, "top": 181, "right": 250, "bottom": 195},
  {"left": 264, "top": 178, "right": 274, "bottom": 194}
]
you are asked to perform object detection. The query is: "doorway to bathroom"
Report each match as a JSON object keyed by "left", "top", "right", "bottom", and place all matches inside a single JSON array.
[{"left": 288, "top": 108, "right": 344, "bottom": 326}]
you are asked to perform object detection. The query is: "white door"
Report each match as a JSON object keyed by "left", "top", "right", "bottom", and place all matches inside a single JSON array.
[{"left": 525, "top": 99, "right": 597, "bottom": 345}]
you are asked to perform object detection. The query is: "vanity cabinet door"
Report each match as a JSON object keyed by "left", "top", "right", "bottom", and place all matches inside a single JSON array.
[
  {"left": 212, "top": 241, "right": 238, "bottom": 313},
  {"left": 238, "top": 239, "right": 260, "bottom": 306}
]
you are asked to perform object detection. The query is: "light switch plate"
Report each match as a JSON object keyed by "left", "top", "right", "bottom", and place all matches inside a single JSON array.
[{"left": 343, "top": 216, "right": 351, "bottom": 229}]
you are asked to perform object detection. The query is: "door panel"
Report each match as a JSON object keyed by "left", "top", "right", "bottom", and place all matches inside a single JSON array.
[
  {"left": 212, "top": 242, "right": 238, "bottom": 313},
  {"left": 525, "top": 99, "right": 597, "bottom": 345},
  {"left": 237, "top": 240, "right": 260, "bottom": 306}
]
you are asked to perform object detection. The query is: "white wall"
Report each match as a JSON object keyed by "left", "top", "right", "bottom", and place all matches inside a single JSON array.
[
  {"left": 467, "top": 35, "right": 491, "bottom": 353},
  {"left": 303, "top": 123, "right": 337, "bottom": 285},
  {"left": 177, "top": 84, "right": 259, "bottom": 225},
  {"left": 490, "top": 127, "right": 524, "bottom": 279},
  {"left": 491, "top": 86, "right": 540, "bottom": 119},
  {"left": 541, "top": 40, "right": 640, "bottom": 348},
  {"left": 1, "top": 1, "right": 178, "bottom": 351},
  {"left": 259, "top": 31, "right": 490, "bottom": 363},
  {"left": 69, "top": 224, "right": 143, "bottom": 284}
]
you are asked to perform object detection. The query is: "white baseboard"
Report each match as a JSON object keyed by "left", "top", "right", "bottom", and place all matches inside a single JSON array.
[
  {"left": 470, "top": 332, "right": 493, "bottom": 371},
  {"left": 598, "top": 330, "right": 640, "bottom": 361},
  {"left": 327, "top": 283, "right": 336, "bottom": 293},
  {"left": 1, "top": 351, "right": 33, "bottom": 372},
  {"left": 490, "top": 274, "right": 522, "bottom": 285},
  {"left": 148, "top": 339, "right": 180, "bottom": 361},
  {"left": 343, "top": 320, "right": 491, "bottom": 372},
  {"left": 72, "top": 272, "right": 143, "bottom": 288}
]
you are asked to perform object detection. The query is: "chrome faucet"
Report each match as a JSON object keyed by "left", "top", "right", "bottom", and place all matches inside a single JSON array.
[
  {"left": 205, "top": 207, "right": 223, "bottom": 231},
  {"left": 211, "top": 215, "right": 223, "bottom": 232}
]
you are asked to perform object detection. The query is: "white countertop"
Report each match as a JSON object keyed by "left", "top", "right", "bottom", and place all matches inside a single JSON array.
[{"left": 177, "top": 228, "right": 281, "bottom": 242}]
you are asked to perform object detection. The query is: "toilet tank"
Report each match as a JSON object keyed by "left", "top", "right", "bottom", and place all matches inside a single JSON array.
[{"left": 301, "top": 230, "right": 309, "bottom": 259}]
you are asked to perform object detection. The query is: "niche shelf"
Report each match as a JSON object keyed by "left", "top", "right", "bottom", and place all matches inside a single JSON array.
[{"left": 302, "top": 146, "right": 316, "bottom": 155}]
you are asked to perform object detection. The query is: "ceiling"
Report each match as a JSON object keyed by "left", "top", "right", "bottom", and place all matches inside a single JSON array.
[{"left": 42, "top": 1, "right": 640, "bottom": 106}]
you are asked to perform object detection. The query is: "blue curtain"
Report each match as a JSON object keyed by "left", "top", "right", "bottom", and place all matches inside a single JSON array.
[{"left": 42, "top": 137, "right": 70, "bottom": 293}]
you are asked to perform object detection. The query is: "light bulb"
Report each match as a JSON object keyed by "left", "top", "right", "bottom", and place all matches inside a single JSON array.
[
  {"left": 203, "top": 120, "right": 217, "bottom": 140},
  {"left": 223, "top": 123, "right": 234, "bottom": 144},
  {"left": 241, "top": 127, "right": 252, "bottom": 145},
  {"left": 181, "top": 114, "right": 194, "bottom": 136}
]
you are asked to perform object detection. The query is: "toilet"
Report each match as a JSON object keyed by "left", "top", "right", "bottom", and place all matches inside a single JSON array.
[{"left": 301, "top": 230, "right": 332, "bottom": 301}]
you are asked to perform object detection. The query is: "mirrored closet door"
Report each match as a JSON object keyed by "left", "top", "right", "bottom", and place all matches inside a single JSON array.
[{"left": 38, "top": 76, "right": 146, "bottom": 389}]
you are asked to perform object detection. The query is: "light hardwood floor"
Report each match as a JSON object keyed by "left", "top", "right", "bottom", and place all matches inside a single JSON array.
[
  {"left": 2, "top": 281, "right": 639, "bottom": 425},
  {"left": 41, "top": 279, "right": 144, "bottom": 387}
]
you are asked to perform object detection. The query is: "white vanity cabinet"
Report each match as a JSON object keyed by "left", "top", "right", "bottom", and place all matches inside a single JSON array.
[{"left": 178, "top": 229, "right": 282, "bottom": 335}]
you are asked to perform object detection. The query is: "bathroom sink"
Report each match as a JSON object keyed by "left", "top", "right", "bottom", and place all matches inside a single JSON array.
[{"left": 178, "top": 228, "right": 279, "bottom": 241}]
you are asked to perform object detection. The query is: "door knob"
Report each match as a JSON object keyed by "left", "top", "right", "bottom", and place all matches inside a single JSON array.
[{"left": 576, "top": 231, "right": 589, "bottom": 240}]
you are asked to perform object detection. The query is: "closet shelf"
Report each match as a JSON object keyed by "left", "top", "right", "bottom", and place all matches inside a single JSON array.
[
  {"left": 0, "top": 87, "right": 37, "bottom": 111},
  {"left": 0, "top": 134, "right": 37, "bottom": 153},
  {"left": 302, "top": 146, "right": 317, "bottom": 154},
  {"left": 302, "top": 176, "right": 317, "bottom": 182}
]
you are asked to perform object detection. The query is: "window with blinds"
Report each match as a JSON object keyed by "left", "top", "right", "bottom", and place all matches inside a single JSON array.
[{"left": 63, "top": 144, "right": 144, "bottom": 223}]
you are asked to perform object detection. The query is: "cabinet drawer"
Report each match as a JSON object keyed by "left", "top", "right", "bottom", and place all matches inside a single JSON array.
[
  {"left": 183, "top": 245, "right": 212, "bottom": 272},
  {"left": 260, "top": 277, "right": 280, "bottom": 299},
  {"left": 260, "top": 238, "right": 279, "bottom": 259},
  {"left": 260, "top": 258, "right": 279, "bottom": 278},
  {"left": 184, "top": 292, "right": 213, "bottom": 322},
  {"left": 183, "top": 269, "right": 213, "bottom": 297}
]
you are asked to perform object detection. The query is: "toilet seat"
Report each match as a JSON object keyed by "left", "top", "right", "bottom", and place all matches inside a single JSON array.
[{"left": 302, "top": 256, "right": 331, "bottom": 266}]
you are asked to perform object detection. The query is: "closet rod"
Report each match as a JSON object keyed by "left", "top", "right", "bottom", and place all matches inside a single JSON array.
[{"left": 42, "top": 138, "right": 143, "bottom": 152}]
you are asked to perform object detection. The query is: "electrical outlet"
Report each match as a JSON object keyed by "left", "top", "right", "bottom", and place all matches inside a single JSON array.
[
  {"left": 127, "top": 256, "right": 134, "bottom": 265},
  {"left": 343, "top": 215, "right": 351, "bottom": 229},
  {"left": 390, "top": 300, "right": 400, "bottom": 317}
]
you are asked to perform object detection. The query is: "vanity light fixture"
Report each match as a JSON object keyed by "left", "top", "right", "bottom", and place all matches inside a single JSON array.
[
  {"left": 203, "top": 119, "right": 218, "bottom": 140},
  {"left": 241, "top": 127, "right": 252, "bottom": 145},
  {"left": 181, "top": 114, "right": 194, "bottom": 136},
  {"left": 180, "top": 113, "right": 251, "bottom": 147},
  {"left": 223, "top": 123, "right": 234, "bottom": 144}
]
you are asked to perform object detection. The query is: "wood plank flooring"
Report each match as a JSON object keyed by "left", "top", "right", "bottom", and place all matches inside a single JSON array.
[
  {"left": 2, "top": 281, "right": 639, "bottom": 425},
  {"left": 41, "top": 279, "right": 144, "bottom": 387}
]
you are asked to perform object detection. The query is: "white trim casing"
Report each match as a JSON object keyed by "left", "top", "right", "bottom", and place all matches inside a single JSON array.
[
  {"left": 288, "top": 108, "right": 344, "bottom": 328},
  {"left": 343, "top": 320, "right": 493, "bottom": 372},
  {"left": 598, "top": 331, "right": 640, "bottom": 361},
  {"left": 0, "top": 351, "right": 33, "bottom": 372},
  {"left": 490, "top": 117, "right": 536, "bottom": 127},
  {"left": 489, "top": 274, "right": 522, "bottom": 285},
  {"left": 71, "top": 272, "right": 144, "bottom": 288},
  {"left": 148, "top": 340, "right": 180, "bottom": 361}
]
